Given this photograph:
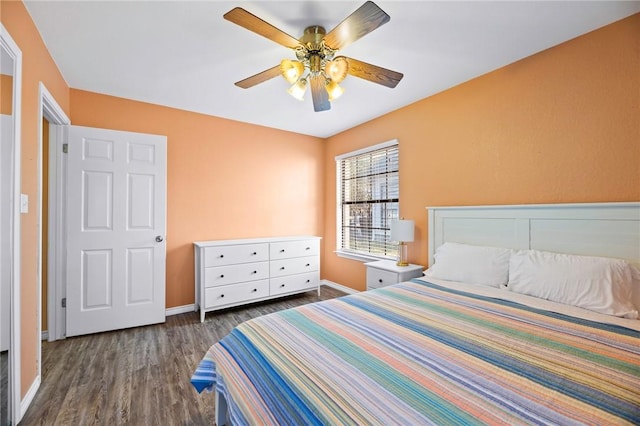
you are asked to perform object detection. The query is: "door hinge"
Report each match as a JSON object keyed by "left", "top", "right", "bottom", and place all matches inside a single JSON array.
[
  {"left": 62, "top": 143, "right": 68, "bottom": 153},
  {"left": 61, "top": 297, "right": 66, "bottom": 308}
]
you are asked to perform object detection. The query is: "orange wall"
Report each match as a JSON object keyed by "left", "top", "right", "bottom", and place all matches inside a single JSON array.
[
  {"left": 69, "top": 90, "right": 325, "bottom": 308},
  {"left": 1, "top": 74, "right": 12, "bottom": 114},
  {"left": 323, "top": 13, "right": 640, "bottom": 291},
  {"left": 1, "top": 0, "right": 71, "bottom": 398}
]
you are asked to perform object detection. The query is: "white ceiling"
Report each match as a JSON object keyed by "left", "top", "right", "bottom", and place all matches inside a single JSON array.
[{"left": 23, "top": 1, "right": 640, "bottom": 138}]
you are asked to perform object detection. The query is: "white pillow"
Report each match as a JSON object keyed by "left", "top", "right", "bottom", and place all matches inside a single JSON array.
[
  {"left": 631, "top": 265, "right": 640, "bottom": 312},
  {"left": 423, "top": 242, "right": 513, "bottom": 287},
  {"left": 507, "top": 250, "right": 638, "bottom": 319}
]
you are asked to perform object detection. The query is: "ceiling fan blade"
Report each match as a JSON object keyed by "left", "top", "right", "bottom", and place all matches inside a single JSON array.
[
  {"left": 235, "top": 65, "right": 282, "bottom": 89},
  {"left": 310, "top": 74, "right": 331, "bottom": 112},
  {"left": 224, "top": 7, "right": 301, "bottom": 49},
  {"left": 345, "top": 57, "right": 403, "bottom": 88},
  {"left": 323, "top": 1, "right": 390, "bottom": 51}
]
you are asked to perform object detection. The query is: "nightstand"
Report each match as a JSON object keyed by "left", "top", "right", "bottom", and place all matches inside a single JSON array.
[{"left": 365, "top": 260, "right": 424, "bottom": 291}]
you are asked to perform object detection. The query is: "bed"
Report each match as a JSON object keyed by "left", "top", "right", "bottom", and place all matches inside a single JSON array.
[{"left": 191, "top": 202, "right": 640, "bottom": 425}]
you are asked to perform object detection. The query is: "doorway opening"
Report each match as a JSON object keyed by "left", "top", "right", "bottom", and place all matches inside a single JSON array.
[{"left": 38, "top": 84, "right": 69, "bottom": 347}]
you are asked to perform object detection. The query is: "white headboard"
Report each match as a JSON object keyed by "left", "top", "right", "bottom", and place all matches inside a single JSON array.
[{"left": 427, "top": 202, "right": 640, "bottom": 267}]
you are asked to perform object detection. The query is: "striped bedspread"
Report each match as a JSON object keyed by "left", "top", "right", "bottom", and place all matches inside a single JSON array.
[{"left": 191, "top": 280, "right": 640, "bottom": 425}]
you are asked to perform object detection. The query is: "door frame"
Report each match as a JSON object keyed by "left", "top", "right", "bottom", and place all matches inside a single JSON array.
[
  {"left": 1, "top": 22, "right": 22, "bottom": 425},
  {"left": 39, "top": 84, "right": 69, "bottom": 346}
]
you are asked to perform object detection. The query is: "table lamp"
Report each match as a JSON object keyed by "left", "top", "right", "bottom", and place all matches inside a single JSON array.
[{"left": 390, "top": 219, "right": 414, "bottom": 266}]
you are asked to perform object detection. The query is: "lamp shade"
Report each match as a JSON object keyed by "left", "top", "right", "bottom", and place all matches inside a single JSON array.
[
  {"left": 325, "top": 79, "right": 344, "bottom": 101},
  {"left": 280, "top": 59, "right": 304, "bottom": 84},
  {"left": 324, "top": 56, "right": 349, "bottom": 83},
  {"left": 390, "top": 219, "right": 414, "bottom": 242},
  {"left": 287, "top": 78, "right": 308, "bottom": 101}
]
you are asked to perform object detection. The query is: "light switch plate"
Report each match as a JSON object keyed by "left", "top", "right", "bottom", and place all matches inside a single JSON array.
[{"left": 20, "top": 193, "right": 28, "bottom": 213}]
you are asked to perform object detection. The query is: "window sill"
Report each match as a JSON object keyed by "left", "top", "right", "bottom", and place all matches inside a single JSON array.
[{"left": 334, "top": 250, "right": 395, "bottom": 263}]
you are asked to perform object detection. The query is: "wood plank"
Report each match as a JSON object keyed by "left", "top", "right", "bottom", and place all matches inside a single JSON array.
[{"left": 20, "top": 286, "right": 346, "bottom": 424}]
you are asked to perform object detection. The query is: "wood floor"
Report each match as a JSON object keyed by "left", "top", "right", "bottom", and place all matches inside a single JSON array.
[{"left": 20, "top": 286, "right": 346, "bottom": 425}]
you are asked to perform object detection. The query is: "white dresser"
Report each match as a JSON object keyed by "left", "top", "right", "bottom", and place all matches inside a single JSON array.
[{"left": 194, "top": 236, "right": 321, "bottom": 322}]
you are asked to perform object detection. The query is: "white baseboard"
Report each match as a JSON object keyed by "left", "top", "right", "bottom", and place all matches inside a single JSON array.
[
  {"left": 165, "top": 304, "right": 195, "bottom": 317},
  {"left": 321, "top": 279, "right": 359, "bottom": 295},
  {"left": 41, "top": 330, "right": 48, "bottom": 341},
  {"left": 20, "top": 375, "right": 40, "bottom": 421}
]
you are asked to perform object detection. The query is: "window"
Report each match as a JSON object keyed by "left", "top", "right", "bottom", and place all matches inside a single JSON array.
[{"left": 336, "top": 140, "right": 399, "bottom": 260}]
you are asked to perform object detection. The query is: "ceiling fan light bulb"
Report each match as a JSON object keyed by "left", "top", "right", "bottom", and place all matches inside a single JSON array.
[
  {"left": 325, "top": 56, "right": 349, "bottom": 83},
  {"left": 280, "top": 59, "right": 304, "bottom": 84},
  {"left": 326, "top": 80, "right": 344, "bottom": 101},
  {"left": 288, "top": 79, "right": 308, "bottom": 101}
]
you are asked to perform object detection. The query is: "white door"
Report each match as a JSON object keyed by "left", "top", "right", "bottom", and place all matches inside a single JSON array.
[
  {"left": 0, "top": 115, "right": 12, "bottom": 351},
  {"left": 65, "top": 125, "right": 166, "bottom": 337}
]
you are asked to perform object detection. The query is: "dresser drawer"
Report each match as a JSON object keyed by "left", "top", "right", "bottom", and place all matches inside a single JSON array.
[
  {"left": 204, "top": 262, "right": 269, "bottom": 287},
  {"left": 203, "top": 243, "right": 269, "bottom": 267},
  {"left": 367, "top": 268, "right": 399, "bottom": 290},
  {"left": 270, "top": 239, "right": 319, "bottom": 260},
  {"left": 204, "top": 280, "right": 269, "bottom": 308},
  {"left": 270, "top": 272, "right": 319, "bottom": 296},
  {"left": 270, "top": 256, "right": 319, "bottom": 278}
]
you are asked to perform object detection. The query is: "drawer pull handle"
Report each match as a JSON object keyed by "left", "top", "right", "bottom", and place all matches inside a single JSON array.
[
  {"left": 280, "top": 284, "right": 285, "bottom": 288},
  {"left": 280, "top": 249, "right": 285, "bottom": 253},
  {"left": 220, "top": 274, "right": 225, "bottom": 278},
  {"left": 220, "top": 294, "right": 224, "bottom": 298},
  {"left": 280, "top": 267, "right": 285, "bottom": 270},
  {"left": 306, "top": 279, "right": 310, "bottom": 283},
  {"left": 251, "top": 270, "right": 257, "bottom": 274},
  {"left": 378, "top": 279, "right": 383, "bottom": 283},
  {"left": 305, "top": 263, "right": 310, "bottom": 267},
  {"left": 252, "top": 288, "right": 257, "bottom": 293},
  {"left": 306, "top": 247, "right": 310, "bottom": 250},
  {"left": 219, "top": 254, "right": 224, "bottom": 258},
  {"left": 251, "top": 252, "right": 257, "bottom": 255}
]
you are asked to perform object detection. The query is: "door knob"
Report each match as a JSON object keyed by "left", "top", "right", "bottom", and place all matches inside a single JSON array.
[{"left": 155, "top": 235, "right": 164, "bottom": 242}]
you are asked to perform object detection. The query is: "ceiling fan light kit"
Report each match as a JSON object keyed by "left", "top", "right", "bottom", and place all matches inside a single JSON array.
[
  {"left": 287, "top": 78, "right": 308, "bottom": 101},
  {"left": 223, "top": 1, "right": 403, "bottom": 112},
  {"left": 326, "top": 79, "right": 345, "bottom": 101},
  {"left": 280, "top": 59, "right": 305, "bottom": 84},
  {"left": 325, "top": 57, "right": 349, "bottom": 83}
]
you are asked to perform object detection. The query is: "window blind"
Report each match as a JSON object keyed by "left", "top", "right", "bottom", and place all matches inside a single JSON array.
[{"left": 338, "top": 143, "right": 399, "bottom": 258}]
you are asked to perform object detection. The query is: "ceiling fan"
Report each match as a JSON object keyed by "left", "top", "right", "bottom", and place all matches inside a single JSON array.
[{"left": 223, "top": 1, "right": 404, "bottom": 112}]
